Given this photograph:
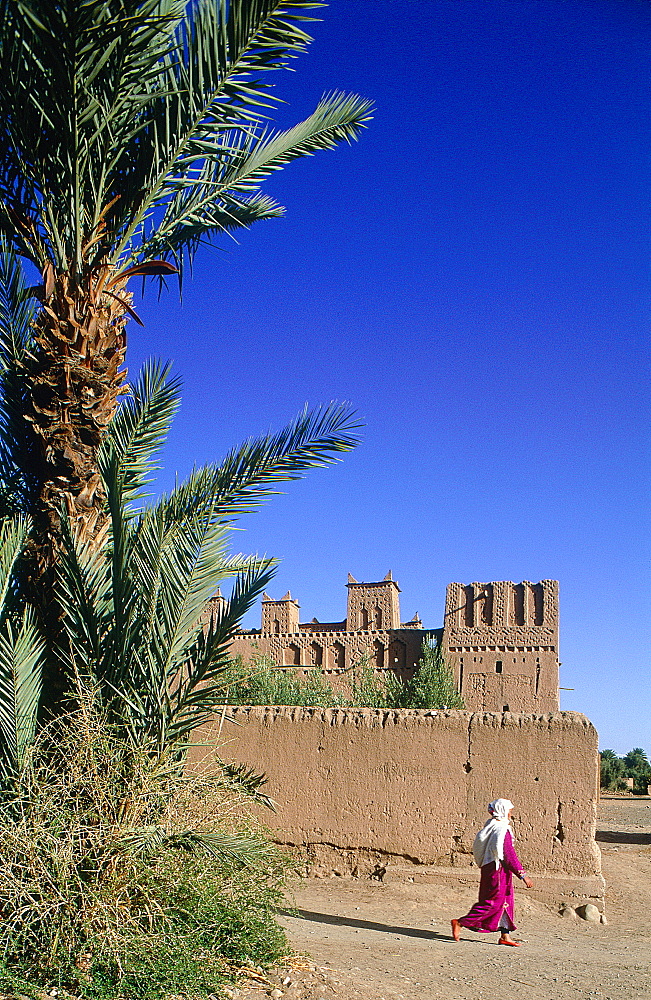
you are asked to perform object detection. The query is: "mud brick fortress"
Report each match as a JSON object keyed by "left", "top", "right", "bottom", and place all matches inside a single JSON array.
[
  {"left": 227, "top": 572, "right": 425, "bottom": 686},
  {"left": 224, "top": 575, "right": 560, "bottom": 713},
  {"left": 206, "top": 581, "right": 602, "bottom": 908}
]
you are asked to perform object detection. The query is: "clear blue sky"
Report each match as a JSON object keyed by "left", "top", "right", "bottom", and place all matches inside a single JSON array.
[{"left": 129, "top": 1, "right": 650, "bottom": 755}]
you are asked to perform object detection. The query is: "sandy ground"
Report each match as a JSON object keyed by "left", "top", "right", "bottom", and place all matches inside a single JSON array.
[{"left": 235, "top": 797, "right": 651, "bottom": 1000}]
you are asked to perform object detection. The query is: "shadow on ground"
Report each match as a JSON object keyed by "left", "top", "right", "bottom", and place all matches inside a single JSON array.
[
  {"left": 596, "top": 830, "right": 651, "bottom": 845},
  {"left": 282, "top": 908, "right": 451, "bottom": 942}
]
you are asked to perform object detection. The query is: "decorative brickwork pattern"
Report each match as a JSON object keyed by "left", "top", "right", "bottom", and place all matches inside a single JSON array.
[
  {"left": 215, "top": 576, "right": 561, "bottom": 713},
  {"left": 224, "top": 571, "right": 425, "bottom": 685},
  {"left": 442, "top": 581, "right": 560, "bottom": 713},
  {"left": 346, "top": 571, "right": 401, "bottom": 630}
]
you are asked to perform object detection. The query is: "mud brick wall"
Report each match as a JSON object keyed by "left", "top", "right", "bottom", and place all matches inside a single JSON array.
[{"left": 192, "top": 708, "right": 600, "bottom": 879}]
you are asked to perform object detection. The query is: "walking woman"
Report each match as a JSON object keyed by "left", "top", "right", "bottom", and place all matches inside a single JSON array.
[{"left": 451, "top": 798, "right": 533, "bottom": 946}]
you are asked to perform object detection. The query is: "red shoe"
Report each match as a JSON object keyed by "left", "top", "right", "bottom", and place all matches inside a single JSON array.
[{"left": 498, "top": 936, "right": 521, "bottom": 946}]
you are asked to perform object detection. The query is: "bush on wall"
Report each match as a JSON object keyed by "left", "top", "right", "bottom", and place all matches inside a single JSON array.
[{"left": 222, "top": 638, "right": 464, "bottom": 711}]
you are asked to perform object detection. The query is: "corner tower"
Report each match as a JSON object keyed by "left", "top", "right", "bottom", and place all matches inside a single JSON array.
[
  {"left": 346, "top": 571, "right": 401, "bottom": 630},
  {"left": 442, "top": 580, "right": 560, "bottom": 713},
  {"left": 261, "top": 591, "right": 300, "bottom": 634}
]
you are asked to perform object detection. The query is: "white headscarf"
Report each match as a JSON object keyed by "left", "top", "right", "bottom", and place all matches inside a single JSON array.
[{"left": 472, "top": 798, "right": 514, "bottom": 870}]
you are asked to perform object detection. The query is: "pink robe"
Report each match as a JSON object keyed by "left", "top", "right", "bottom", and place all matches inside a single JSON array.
[{"left": 458, "top": 830, "right": 523, "bottom": 933}]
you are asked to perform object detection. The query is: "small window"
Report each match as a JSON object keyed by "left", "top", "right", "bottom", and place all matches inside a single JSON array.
[
  {"left": 495, "top": 661, "right": 503, "bottom": 673},
  {"left": 503, "top": 704, "right": 509, "bottom": 712}
]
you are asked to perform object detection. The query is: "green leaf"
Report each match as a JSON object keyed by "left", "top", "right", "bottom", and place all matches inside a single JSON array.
[
  {"left": 214, "top": 759, "right": 277, "bottom": 812},
  {"left": 0, "top": 516, "right": 43, "bottom": 780},
  {"left": 99, "top": 359, "right": 182, "bottom": 510},
  {"left": 0, "top": 1, "right": 372, "bottom": 276}
]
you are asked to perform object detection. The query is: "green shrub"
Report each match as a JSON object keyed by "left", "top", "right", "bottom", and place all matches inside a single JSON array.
[
  {"left": 79, "top": 855, "right": 289, "bottom": 998},
  {"left": 391, "top": 638, "right": 465, "bottom": 709},
  {"left": 347, "top": 657, "right": 394, "bottom": 708},
  {"left": 599, "top": 749, "right": 627, "bottom": 790},
  {"left": 220, "top": 655, "right": 347, "bottom": 707},
  {"left": 222, "top": 639, "right": 464, "bottom": 711},
  {"left": 0, "top": 693, "right": 291, "bottom": 998}
]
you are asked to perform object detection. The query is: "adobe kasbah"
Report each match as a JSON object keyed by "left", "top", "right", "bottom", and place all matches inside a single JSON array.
[{"left": 220, "top": 575, "right": 560, "bottom": 714}]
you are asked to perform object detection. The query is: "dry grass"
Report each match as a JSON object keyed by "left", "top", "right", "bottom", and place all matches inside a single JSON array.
[{"left": 0, "top": 691, "right": 290, "bottom": 995}]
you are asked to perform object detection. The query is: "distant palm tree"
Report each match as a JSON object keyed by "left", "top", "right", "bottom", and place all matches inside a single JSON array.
[
  {"left": 623, "top": 748, "right": 650, "bottom": 793},
  {"left": 624, "top": 748, "right": 649, "bottom": 769},
  {"left": 0, "top": 1, "right": 372, "bottom": 567},
  {"left": 599, "top": 749, "right": 625, "bottom": 790}
]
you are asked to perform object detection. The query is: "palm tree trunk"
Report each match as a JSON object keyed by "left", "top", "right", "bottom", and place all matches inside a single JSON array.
[
  {"left": 20, "top": 270, "right": 130, "bottom": 706},
  {"left": 25, "top": 271, "right": 129, "bottom": 567}
]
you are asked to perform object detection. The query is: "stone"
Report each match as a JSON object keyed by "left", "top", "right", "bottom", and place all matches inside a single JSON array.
[
  {"left": 559, "top": 905, "right": 576, "bottom": 919},
  {"left": 576, "top": 903, "right": 601, "bottom": 923}
]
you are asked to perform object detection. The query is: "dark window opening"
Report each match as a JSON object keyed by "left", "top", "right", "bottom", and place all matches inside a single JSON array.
[
  {"left": 495, "top": 661, "right": 503, "bottom": 673},
  {"left": 503, "top": 704, "right": 509, "bottom": 712}
]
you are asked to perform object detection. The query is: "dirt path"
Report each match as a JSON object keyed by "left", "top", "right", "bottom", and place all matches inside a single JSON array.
[{"left": 240, "top": 797, "right": 651, "bottom": 1000}]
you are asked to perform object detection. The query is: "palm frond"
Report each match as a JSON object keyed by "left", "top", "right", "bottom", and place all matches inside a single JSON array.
[
  {"left": 0, "top": 0, "right": 186, "bottom": 269},
  {"left": 0, "top": 513, "right": 43, "bottom": 779},
  {"left": 0, "top": 241, "right": 35, "bottom": 365},
  {"left": 0, "top": 244, "right": 37, "bottom": 517},
  {"left": 114, "top": 823, "right": 271, "bottom": 865},
  {"left": 155, "top": 518, "right": 233, "bottom": 673},
  {"left": 214, "top": 759, "right": 277, "bottom": 812},
  {"left": 0, "top": 611, "right": 43, "bottom": 780},
  {"left": 0, "top": 517, "right": 30, "bottom": 623},
  {"left": 115, "top": 823, "right": 169, "bottom": 858},
  {"left": 204, "top": 91, "right": 374, "bottom": 200},
  {"left": 0, "top": 1, "right": 371, "bottom": 277},
  {"left": 55, "top": 514, "right": 113, "bottom": 678},
  {"left": 55, "top": 364, "right": 360, "bottom": 754},
  {"left": 168, "top": 829, "right": 272, "bottom": 865},
  {"left": 166, "top": 558, "right": 276, "bottom": 744},
  {"left": 131, "top": 92, "right": 373, "bottom": 272},
  {"left": 99, "top": 359, "right": 182, "bottom": 510},
  {"left": 164, "top": 402, "right": 361, "bottom": 525}
]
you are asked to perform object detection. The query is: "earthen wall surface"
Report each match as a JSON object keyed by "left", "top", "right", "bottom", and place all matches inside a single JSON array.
[{"left": 191, "top": 707, "right": 601, "bottom": 902}]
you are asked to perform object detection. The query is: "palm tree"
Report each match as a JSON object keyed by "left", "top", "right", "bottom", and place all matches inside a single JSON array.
[
  {"left": 624, "top": 748, "right": 649, "bottom": 770},
  {"left": 599, "top": 749, "right": 625, "bottom": 790},
  {"left": 0, "top": 246, "right": 360, "bottom": 759},
  {"left": 623, "top": 748, "right": 650, "bottom": 794},
  {"left": 0, "top": 0, "right": 372, "bottom": 568},
  {"left": 0, "top": 254, "right": 361, "bottom": 986}
]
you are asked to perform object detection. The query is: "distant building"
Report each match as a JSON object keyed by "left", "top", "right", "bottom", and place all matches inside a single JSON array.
[
  {"left": 220, "top": 572, "right": 425, "bottom": 683},
  {"left": 210, "top": 574, "right": 560, "bottom": 713}
]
